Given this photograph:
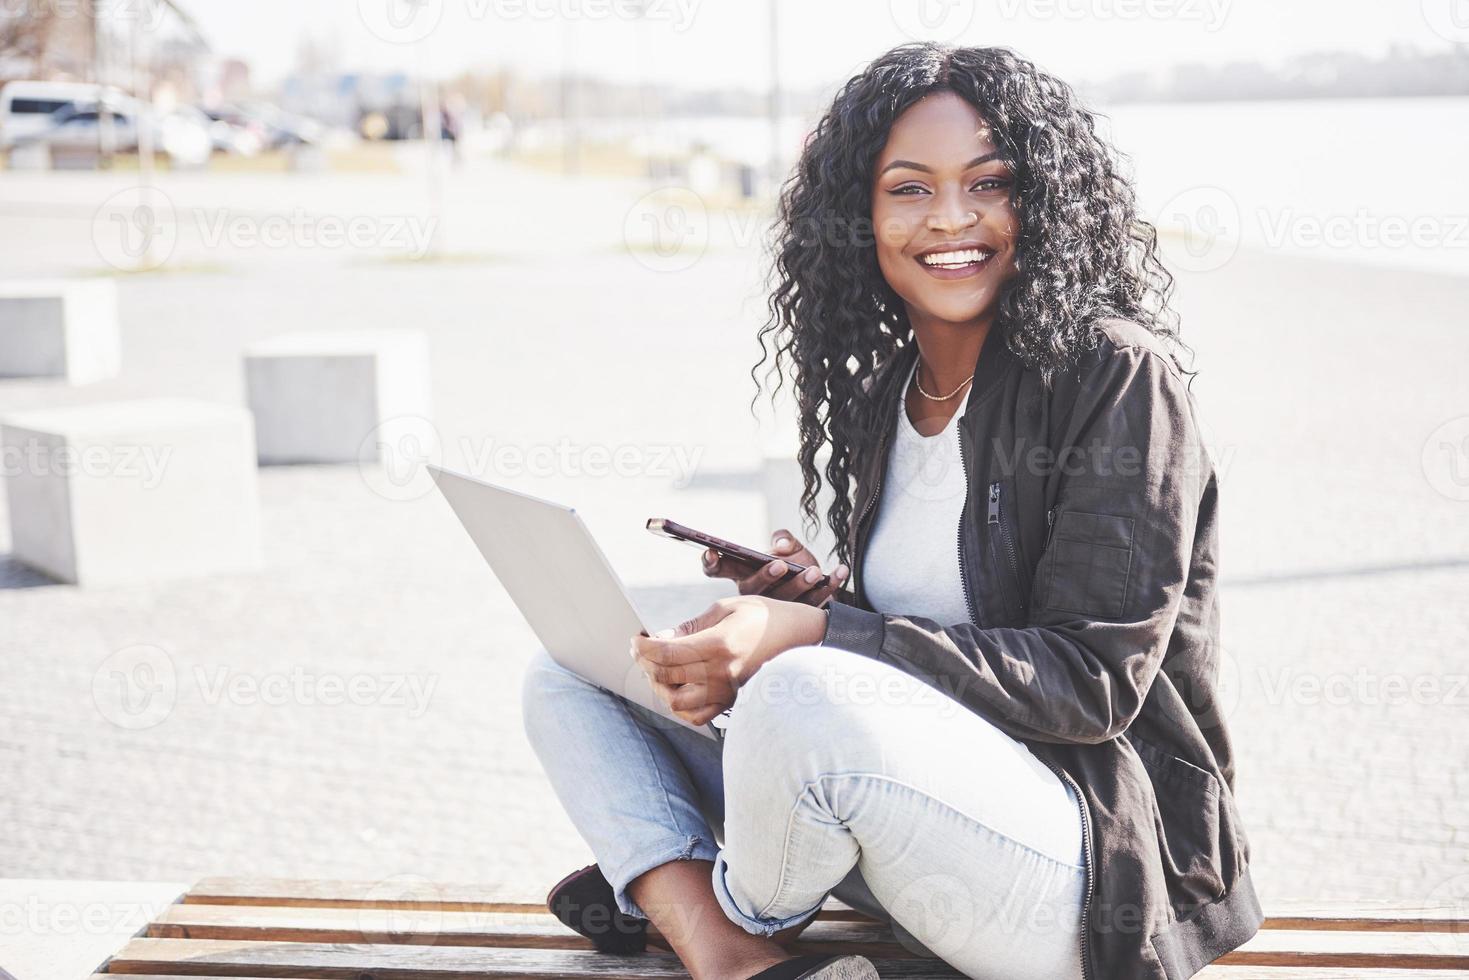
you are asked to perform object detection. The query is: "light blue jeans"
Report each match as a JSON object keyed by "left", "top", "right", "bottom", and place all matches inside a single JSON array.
[{"left": 521, "top": 642, "right": 1087, "bottom": 980}]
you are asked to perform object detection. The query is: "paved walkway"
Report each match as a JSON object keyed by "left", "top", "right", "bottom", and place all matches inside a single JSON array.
[{"left": 0, "top": 168, "right": 1465, "bottom": 921}]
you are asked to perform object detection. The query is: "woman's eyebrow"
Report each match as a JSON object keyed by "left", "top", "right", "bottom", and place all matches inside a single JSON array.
[{"left": 878, "top": 151, "right": 1005, "bottom": 176}]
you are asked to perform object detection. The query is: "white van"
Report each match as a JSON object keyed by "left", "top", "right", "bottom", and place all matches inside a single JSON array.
[{"left": 0, "top": 80, "right": 109, "bottom": 148}]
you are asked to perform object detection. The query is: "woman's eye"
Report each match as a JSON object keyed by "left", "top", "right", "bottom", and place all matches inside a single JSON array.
[
  {"left": 890, "top": 184, "right": 928, "bottom": 196},
  {"left": 972, "top": 177, "right": 1010, "bottom": 192}
]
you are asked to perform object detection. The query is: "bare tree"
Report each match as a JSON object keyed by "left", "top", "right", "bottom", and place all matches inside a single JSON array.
[{"left": 0, "top": 6, "right": 57, "bottom": 70}]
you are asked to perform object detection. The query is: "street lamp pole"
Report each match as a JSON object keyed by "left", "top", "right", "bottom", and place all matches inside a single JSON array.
[
  {"left": 409, "top": 0, "right": 444, "bottom": 257},
  {"left": 767, "top": 0, "right": 781, "bottom": 194}
]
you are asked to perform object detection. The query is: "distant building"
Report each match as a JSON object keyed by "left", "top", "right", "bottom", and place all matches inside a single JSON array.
[
  {"left": 0, "top": 0, "right": 210, "bottom": 100},
  {"left": 279, "top": 71, "right": 422, "bottom": 140}
]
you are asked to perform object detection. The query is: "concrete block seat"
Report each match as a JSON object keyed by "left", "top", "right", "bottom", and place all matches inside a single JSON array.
[
  {"left": 0, "top": 398, "right": 262, "bottom": 586},
  {"left": 0, "top": 279, "right": 121, "bottom": 384},
  {"left": 243, "top": 329, "right": 433, "bottom": 465}
]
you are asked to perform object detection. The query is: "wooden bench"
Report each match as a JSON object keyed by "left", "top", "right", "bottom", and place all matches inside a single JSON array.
[{"left": 92, "top": 877, "right": 1469, "bottom": 978}]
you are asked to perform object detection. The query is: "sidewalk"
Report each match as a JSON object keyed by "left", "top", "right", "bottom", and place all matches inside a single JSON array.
[{"left": 0, "top": 189, "right": 1465, "bottom": 911}]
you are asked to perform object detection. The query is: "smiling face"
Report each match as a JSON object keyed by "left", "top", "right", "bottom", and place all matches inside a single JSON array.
[{"left": 871, "top": 90, "right": 1020, "bottom": 330}]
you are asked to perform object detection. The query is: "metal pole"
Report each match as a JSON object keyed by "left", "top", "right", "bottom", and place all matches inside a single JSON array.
[
  {"left": 416, "top": 35, "right": 444, "bottom": 257},
  {"left": 767, "top": 0, "right": 780, "bottom": 193},
  {"left": 95, "top": 5, "right": 115, "bottom": 167},
  {"left": 561, "top": 17, "right": 579, "bottom": 176},
  {"left": 635, "top": 0, "right": 656, "bottom": 183},
  {"left": 131, "top": 3, "right": 158, "bottom": 268}
]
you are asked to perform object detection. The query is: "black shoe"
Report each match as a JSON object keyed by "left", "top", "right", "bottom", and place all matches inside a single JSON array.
[
  {"left": 744, "top": 953, "right": 881, "bottom": 979},
  {"left": 546, "top": 863, "right": 649, "bottom": 955}
]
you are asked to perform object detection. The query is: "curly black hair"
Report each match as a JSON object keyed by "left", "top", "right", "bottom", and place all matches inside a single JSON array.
[{"left": 751, "top": 42, "right": 1182, "bottom": 567}]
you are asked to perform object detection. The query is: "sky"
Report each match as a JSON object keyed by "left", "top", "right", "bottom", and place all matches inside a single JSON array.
[{"left": 181, "top": 0, "right": 1462, "bottom": 92}]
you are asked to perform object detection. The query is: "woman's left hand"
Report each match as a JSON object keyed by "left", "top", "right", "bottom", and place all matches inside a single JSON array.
[{"left": 630, "top": 595, "right": 828, "bottom": 727}]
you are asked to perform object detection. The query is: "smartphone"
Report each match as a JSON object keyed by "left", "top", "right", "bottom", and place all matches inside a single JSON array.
[{"left": 646, "top": 518, "right": 828, "bottom": 586}]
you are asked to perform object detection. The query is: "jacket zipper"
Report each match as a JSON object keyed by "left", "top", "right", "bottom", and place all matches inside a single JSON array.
[
  {"left": 987, "top": 482, "right": 1025, "bottom": 618},
  {"left": 906, "top": 388, "right": 1093, "bottom": 976},
  {"left": 894, "top": 369, "right": 1093, "bottom": 975},
  {"left": 989, "top": 488, "right": 1094, "bottom": 977},
  {"left": 955, "top": 425, "right": 979, "bottom": 624},
  {"left": 850, "top": 465, "right": 883, "bottom": 604},
  {"left": 1041, "top": 758, "right": 1097, "bottom": 980}
]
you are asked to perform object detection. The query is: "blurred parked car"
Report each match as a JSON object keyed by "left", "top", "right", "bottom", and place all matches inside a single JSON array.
[
  {"left": 247, "top": 102, "right": 324, "bottom": 148},
  {"left": 200, "top": 105, "right": 268, "bottom": 155},
  {"left": 155, "top": 105, "right": 216, "bottom": 167},
  {"left": 0, "top": 80, "right": 119, "bottom": 148},
  {"left": 12, "top": 98, "right": 213, "bottom": 168},
  {"left": 19, "top": 101, "right": 142, "bottom": 154}
]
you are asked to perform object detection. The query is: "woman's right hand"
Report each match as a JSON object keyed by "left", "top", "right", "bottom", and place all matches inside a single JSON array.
[{"left": 700, "top": 529, "right": 849, "bottom": 607}]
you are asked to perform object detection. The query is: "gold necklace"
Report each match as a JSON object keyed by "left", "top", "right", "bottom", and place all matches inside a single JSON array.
[{"left": 911, "top": 360, "right": 974, "bottom": 401}]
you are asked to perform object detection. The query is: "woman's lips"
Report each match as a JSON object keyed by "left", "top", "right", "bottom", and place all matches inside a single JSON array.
[{"left": 915, "top": 247, "right": 995, "bottom": 280}]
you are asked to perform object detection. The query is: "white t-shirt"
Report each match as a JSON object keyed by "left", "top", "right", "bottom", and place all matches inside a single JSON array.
[{"left": 860, "top": 356, "right": 975, "bottom": 626}]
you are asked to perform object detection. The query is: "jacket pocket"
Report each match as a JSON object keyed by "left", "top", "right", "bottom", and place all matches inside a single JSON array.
[
  {"left": 1132, "top": 737, "right": 1227, "bottom": 920},
  {"left": 1043, "top": 509, "right": 1135, "bottom": 618}
]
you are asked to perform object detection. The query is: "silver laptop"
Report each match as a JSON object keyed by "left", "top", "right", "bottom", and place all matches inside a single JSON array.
[{"left": 428, "top": 465, "right": 722, "bottom": 741}]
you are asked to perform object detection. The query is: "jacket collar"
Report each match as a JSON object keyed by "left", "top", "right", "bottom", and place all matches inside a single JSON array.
[
  {"left": 846, "top": 321, "right": 1018, "bottom": 571},
  {"left": 872, "top": 319, "right": 1017, "bottom": 421}
]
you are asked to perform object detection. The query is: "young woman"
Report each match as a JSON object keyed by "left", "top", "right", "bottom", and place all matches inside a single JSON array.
[{"left": 523, "top": 43, "right": 1260, "bottom": 980}]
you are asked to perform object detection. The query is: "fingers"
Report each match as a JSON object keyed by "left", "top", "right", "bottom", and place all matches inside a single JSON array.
[
  {"left": 671, "top": 600, "right": 732, "bottom": 638},
  {"left": 649, "top": 676, "right": 713, "bottom": 712},
  {"left": 701, "top": 548, "right": 743, "bottom": 580},
  {"left": 637, "top": 655, "right": 719, "bottom": 688},
  {"left": 770, "top": 529, "right": 819, "bottom": 567},
  {"left": 634, "top": 605, "right": 736, "bottom": 726},
  {"left": 761, "top": 561, "right": 830, "bottom": 601},
  {"left": 701, "top": 527, "right": 821, "bottom": 591},
  {"left": 703, "top": 550, "right": 791, "bottom": 596},
  {"left": 805, "top": 563, "right": 850, "bottom": 607},
  {"left": 736, "top": 557, "right": 798, "bottom": 596},
  {"left": 648, "top": 677, "right": 729, "bottom": 727},
  {"left": 630, "top": 602, "right": 732, "bottom": 665},
  {"left": 764, "top": 561, "right": 850, "bottom": 605},
  {"left": 631, "top": 635, "right": 701, "bottom": 667}
]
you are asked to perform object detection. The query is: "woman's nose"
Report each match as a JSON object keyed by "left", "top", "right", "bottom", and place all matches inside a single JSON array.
[{"left": 926, "top": 193, "right": 980, "bottom": 234}]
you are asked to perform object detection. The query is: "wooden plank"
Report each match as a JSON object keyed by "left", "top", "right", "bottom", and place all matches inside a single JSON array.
[
  {"left": 146, "top": 903, "right": 910, "bottom": 958},
  {"left": 1218, "top": 927, "right": 1469, "bottom": 970},
  {"left": 1200, "top": 970, "right": 1469, "bottom": 979},
  {"left": 150, "top": 880, "right": 1469, "bottom": 977},
  {"left": 182, "top": 878, "right": 1469, "bottom": 933},
  {"left": 91, "top": 968, "right": 1469, "bottom": 980},
  {"left": 1262, "top": 898, "right": 1469, "bottom": 933},
  {"left": 151, "top": 903, "right": 593, "bottom": 947},
  {"left": 183, "top": 877, "right": 546, "bottom": 913},
  {"left": 181, "top": 877, "right": 874, "bottom": 921},
  {"left": 103, "top": 937, "right": 966, "bottom": 978}
]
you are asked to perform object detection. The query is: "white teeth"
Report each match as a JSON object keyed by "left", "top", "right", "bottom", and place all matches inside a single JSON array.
[{"left": 921, "top": 248, "right": 991, "bottom": 267}]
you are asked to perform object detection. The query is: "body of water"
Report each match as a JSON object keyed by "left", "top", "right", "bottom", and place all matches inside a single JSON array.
[{"left": 579, "top": 97, "right": 1469, "bottom": 277}]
